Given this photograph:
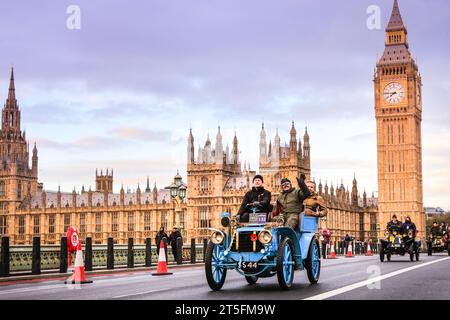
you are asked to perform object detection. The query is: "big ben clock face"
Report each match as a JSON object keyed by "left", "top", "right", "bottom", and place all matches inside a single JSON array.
[{"left": 383, "top": 82, "right": 405, "bottom": 105}]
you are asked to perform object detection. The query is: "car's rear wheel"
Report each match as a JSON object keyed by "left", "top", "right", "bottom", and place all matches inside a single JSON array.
[
  {"left": 305, "top": 238, "right": 321, "bottom": 284},
  {"left": 245, "top": 276, "right": 258, "bottom": 285},
  {"left": 205, "top": 242, "right": 227, "bottom": 291},
  {"left": 276, "top": 237, "right": 295, "bottom": 290}
]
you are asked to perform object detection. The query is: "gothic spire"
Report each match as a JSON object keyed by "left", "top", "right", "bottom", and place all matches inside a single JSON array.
[
  {"left": 146, "top": 176, "right": 151, "bottom": 192},
  {"left": 232, "top": 132, "right": 239, "bottom": 165},
  {"left": 259, "top": 122, "right": 267, "bottom": 164},
  {"left": 215, "top": 126, "right": 223, "bottom": 164},
  {"left": 7, "top": 67, "right": 16, "bottom": 106},
  {"left": 386, "top": 0, "right": 406, "bottom": 32},
  {"left": 187, "top": 128, "right": 195, "bottom": 164}
]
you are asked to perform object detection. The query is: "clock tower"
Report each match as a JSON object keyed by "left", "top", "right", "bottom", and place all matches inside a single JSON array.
[{"left": 374, "top": 0, "right": 425, "bottom": 239}]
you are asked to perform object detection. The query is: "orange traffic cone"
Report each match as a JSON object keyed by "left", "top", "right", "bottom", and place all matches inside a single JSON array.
[
  {"left": 65, "top": 242, "right": 92, "bottom": 284},
  {"left": 345, "top": 242, "right": 354, "bottom": 258},
  {"left": 329, "top": 241, "right": 337, "bottom": 259},
  {"left": 365, "top": 242, "right": 373, "bottom": 256},
  {"left": 152, "top": 240, "right": 173, "bottom": 276}
]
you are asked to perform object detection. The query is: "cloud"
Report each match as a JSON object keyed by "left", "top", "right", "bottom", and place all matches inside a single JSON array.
[{"left": 36, "top": 136, "right": 124, "bottom": 150}]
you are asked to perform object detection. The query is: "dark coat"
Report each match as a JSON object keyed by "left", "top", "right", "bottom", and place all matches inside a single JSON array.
[
  {"left": 430, "top": 225, "right": 441, "bottom": 236},
  {"left": 238, "top": 187, "right": 272, "bottom": 217},
  {"left": 402, "top": 221, "right": 416, "bottom": 237},
  {"left": 155, "top": 231, "right": 168, "bottom": 247},
  {"left": 169, "top": 230, "right": 182, "bottom": 247},
  {"left": 321, "top": 229, "right": 332, "bottom": 244},
  {"left": 387, "top": 220, "right": 402, "bottom": 232}
]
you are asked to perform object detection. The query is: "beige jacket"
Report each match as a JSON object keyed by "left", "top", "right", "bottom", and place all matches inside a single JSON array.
[{"left": 303, "top": 192, "right": 328, "bottom": 217}]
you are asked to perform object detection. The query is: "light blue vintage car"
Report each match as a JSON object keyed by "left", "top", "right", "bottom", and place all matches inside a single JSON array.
[{"left": 204, "top": 210, "right": 321, "bottom": 290}]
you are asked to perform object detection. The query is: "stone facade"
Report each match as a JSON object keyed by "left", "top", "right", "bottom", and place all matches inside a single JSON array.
[
  {"left": 186, "top": 124, "right": 379, "bottom": 242},
  {"left": 0, "top": 70, "right": 186, "bottom": 245}
]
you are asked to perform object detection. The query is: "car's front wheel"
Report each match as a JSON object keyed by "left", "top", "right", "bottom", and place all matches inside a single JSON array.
[
  {"left": 276, "top": 237, "right": 295, "bottom": 290},
  {"left": 305, "top": 238, "right": 321, "bottom": 284},
  {"left": 447, "top": 243, "right": 450, "bottom": 256},
  {"left": 205, "top": 241, "right": 227, "bottom": 291}
]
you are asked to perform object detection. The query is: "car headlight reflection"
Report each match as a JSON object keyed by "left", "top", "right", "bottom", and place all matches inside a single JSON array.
[
  {"left": 258, "top": 230, "right": 273, "bottom": 244},
  {"left": 210, "top": 231, "right": 224, "bottom": 244}
]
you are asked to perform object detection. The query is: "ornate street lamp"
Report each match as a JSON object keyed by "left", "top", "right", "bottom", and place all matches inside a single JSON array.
[{"left": 165, "top": 171, "right": 187, "bottom": 234}]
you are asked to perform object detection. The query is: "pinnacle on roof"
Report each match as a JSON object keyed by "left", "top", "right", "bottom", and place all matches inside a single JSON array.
[{"left": 386, "top": 0, "right": 406, "bottom": 32}]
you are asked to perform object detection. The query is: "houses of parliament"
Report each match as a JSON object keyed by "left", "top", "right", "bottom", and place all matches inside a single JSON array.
[{"left": 0, "top": 0, "right": 425, "bottom": 245}]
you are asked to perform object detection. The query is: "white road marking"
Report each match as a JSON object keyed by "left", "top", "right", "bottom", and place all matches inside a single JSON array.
[
  {"left": 304, "top": 257, "right": 450, "bottom": 300},
  {"left": 0, "top": 284, "right": 67, "bottom": 295},
  {"left": 112, "top": 287, "right": 172, "bottom": 299}
]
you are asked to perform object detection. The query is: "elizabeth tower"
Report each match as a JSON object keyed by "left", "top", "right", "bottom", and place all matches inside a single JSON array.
[{"left": 374, "top": 0, "right": 425, "bottom": 238}]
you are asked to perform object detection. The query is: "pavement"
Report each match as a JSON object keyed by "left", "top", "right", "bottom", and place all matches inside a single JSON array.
[{"left": 0, "top": 254, "right": 449, "bottom": 300}]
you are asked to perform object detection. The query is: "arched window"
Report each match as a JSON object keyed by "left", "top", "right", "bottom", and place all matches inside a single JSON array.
[
  {"left": 144, "top": 212, "right": 151, "bottom": 231},
  {"left": 274, "top": 174, "right": 281, "bottom": 189},
  {"left": 112, "top": 213, "right": 118, "bottom": 232},
  {"left": 200, "top": 177, "right": 209, "bottom": 191},
  {"left": 128, "top": 212, "right": 135, "bottom": 232},
  {"left": 199, "top": 207, "right": 211, "bottom": 228},
  {"left": 161, "top": 210, "right": 167, "bottom": 229},
  {"left": 95, "top": 213, "right": 102, "bottom": 233},
  {"left": 17, "top": 181, "right": 22, "bottom": 199}
]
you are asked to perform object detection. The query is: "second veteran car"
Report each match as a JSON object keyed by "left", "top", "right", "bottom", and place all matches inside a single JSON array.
[
  {"left": 426, "top": 233, "right": 450, "bottom": 256},
  {"left": 379, "top": 226, "right": 420, "bottom": 262}
]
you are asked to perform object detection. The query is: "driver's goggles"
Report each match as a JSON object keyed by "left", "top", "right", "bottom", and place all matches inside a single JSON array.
[{"left": 281, "top": 182, "right": 291, "bottom": 188}]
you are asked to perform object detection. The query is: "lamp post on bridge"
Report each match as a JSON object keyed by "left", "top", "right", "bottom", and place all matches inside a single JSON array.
[{"left": 166, "top": 171, "right": 187, "bottom": 237}]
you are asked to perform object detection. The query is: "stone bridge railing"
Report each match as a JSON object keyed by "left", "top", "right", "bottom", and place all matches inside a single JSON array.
[{"left": 0, "top": 236, "right": 208, "bottom": 277}]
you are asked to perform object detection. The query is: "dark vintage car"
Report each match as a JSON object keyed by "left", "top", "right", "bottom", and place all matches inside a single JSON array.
[
  {"left": 380, "top": 227, "right": 420, "bottom": 262},
  {"left": 427, "top": 233, "right": 450, "bottom": 256}
]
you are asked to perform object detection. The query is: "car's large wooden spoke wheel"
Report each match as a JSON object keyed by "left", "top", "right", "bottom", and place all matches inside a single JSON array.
[
  {"left": 276, "top": 237, "right": 295, "bottom": 290},
  {"left": 305, "top": 238, "right": 321, "bottom": 284},
  {"left": 205, "top": 242, "right": 227, "bottom": 291}
]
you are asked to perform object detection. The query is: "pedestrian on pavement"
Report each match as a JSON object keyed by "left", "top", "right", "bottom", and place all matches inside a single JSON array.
[
  {"left": 320, "top": 227, "right": 332, "bottom": 258},
  {"left": 344, "top": 234, "right": 351, "bottom": 253},
  {"left": 155, "top": 226, "right": 168, "bottom": 256},
  {"left": 169, "top": 226, "right": 183, "bottom": 261}
]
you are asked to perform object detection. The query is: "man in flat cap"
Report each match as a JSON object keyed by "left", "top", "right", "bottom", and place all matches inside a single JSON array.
[{"left": 274, "top": 174, "right": 311, "bottom": 229}]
